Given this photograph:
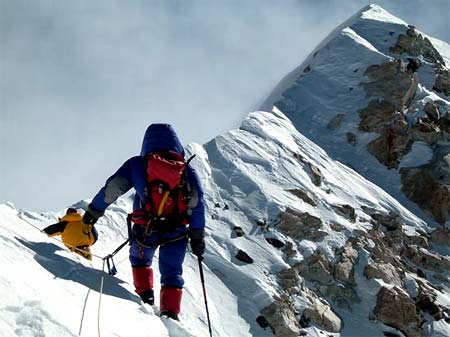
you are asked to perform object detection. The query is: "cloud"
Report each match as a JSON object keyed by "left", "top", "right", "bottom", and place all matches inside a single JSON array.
[{"left": 1, "top": 0, "right": 448, "bottom": 210}]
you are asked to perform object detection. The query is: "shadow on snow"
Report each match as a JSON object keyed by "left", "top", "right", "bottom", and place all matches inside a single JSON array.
[{"left": 16, "top": 238, "right": 140, "bottom": 304}]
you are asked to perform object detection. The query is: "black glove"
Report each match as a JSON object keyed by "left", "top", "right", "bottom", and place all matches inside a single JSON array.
[
  {"left": 82, "top": 204, "right": 104, "bottom": 226},
  {"left": 188, "top": 228, "right": 205, "bottom": 258}
]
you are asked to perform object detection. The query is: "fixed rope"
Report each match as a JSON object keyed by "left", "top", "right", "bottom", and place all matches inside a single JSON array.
[{"left": 18, "top": 213, "right": 130, "bottom": 337}]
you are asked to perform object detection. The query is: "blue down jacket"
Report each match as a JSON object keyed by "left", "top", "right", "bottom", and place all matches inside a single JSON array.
[{"left": 90, "top": 124, "right": 205, "bottom": 231}]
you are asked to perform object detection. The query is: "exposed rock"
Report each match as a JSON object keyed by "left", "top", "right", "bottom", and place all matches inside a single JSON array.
[
  {"left": 334, "top": 260, "right": 354, "bottom": 285},
  {"left": 232, "top": 226, "right": 245, "bottom": 238},
  {"left": 416, "top": 288, "right": 444, "bottom": 321},
  {"left": 302, "top": 300, "right": 342, "bottom": 333},
  {"left": 327, "top": 114, "right": 345, "bottom": 130},
  {"left": 332, "top": 204, "right": 357, "bottom": 223},
  {"left": 282, "top": 241, "right": 297, "bottom": 259},
  {"left": 256, "top": 315, "right": 270, "bottom": 330},
  {"left": 367, "top": 123, "right": 412, "bottom": 169},
  {"left": 391, "top": 27, "right": 445, "bottom": 65},
  {"left": 266, "top": 237, "right": 285, "bottom": 248},
  {"left": 424, "top": 102, "right": 441, "bottom": 121},
  {"left": 401, "top": 150, "right": 450, "bottom": 224},
  {"left": 299, "top": 251, "right": 334, "bottom": 285},
  {"left": 362, "top": 60, "right": 418, "bottom": 109},
  {"left": 374, "top": 286, "right": 423, "bottom": 337},
  {"left": 334, "top": 241, "right": 359, "bottom": 285},
  {"left": 405, "top": 246, "right": 450, "bottom": 272},
  {"left": 346, "top": 132, "right": 357, "bottom": 146},
  {"left": 371, "top": 212, "right": 403, "bottom": 230},
  {"left": 359, "top": 99, "right": 397, "bottom": 132},
  {"left": 308, "top": 163, "right": 323, "bottom": 186},
  {"left": 278, "top": 265, "right": 303, "bottom": 294},
  {"left": 287, "top": 189, "right": 318, "bottom": 206},
  {"left": 330, "top": 222, "right": 345, "bottom": 232},
  {"left": 434, "top": 69, "right": 450, "bottom": 96},
  {"left": 364, "top": 262, "right": 403, "bottom": 287},
  {"left": 256, "top": 219, "right": 269, "bottom": 232},
  {"left": 430, "top": 227, "right": 450, "bottom": 246},
  {"left": 235, "top": 249, "right": 254, "bottom": 264},
  {"left": 278, "top": 208, "right": 327, "bottom": 241},
  {"left": 260, "top": 296, "right": 302, "bottom": 337},
  {"left": 322, "top": 284, "right": 360, "bottom": 308},
  {"left": 405, "top": 234, "right": 429, "bottom": 248}
]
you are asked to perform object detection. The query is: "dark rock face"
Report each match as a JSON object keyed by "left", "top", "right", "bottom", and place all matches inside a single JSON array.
[
  {"left": 302, "top": 300, "right": 342, "bottom": 333},
  {"left": 278, "top": 208, "right": 327, "bottom": 241},
  {"left": 232, "top": 226, "right": 245, "bottom": 237},
  {"left": 266, "top": 237, "right": 285, "bottom": 248},
  {"left": 235, "top": 249, "right": 254, "bottom": 264},
  {"left": 401, "top": 151, "right": 450, "bottom": 224},
  {"left": 332, "top": 204, "right": 357, "bottom": 222},
  {"left": 361, "top": 60, "right": 418, "bottom": 109},
  {"left": 374, "top": 286, "right": 423, "bottom": 337},
  {"left": 260, "top": 296, "right": 301, "bottom": 337},
  {"left": 434, "top": 69, "right": 450, "bottom": 96},
  {"left": 364, "top": 262, "right": 403, "bottom": 287},
  {"left": 391, "top": 26, "right": 445, "bottom": 65},
  {"left": 287, "top": 189, "right": 318, "bottom": 206}
]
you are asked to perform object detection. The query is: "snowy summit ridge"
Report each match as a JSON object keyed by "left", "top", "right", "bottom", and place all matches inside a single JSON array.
[
  {"left": 263, "top": 3, "right": 450, "bottom": 227},
  {"left": 1, "top": 5, "right": 450, "bottom": 337}
]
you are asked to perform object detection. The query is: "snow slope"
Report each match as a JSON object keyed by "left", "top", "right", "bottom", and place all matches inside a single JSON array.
[
  {"left": 1, "top": 5, "right": 449, "bottom": 337},
  {"left": 2, "top": 109, "right": 448, "bottom": 337},
  {"left": 262, "top": 4, "right": 450, "bottom": 226}
]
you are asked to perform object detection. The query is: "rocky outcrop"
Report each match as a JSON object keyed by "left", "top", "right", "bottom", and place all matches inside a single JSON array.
[
  {"left": 364, "top": 262, "right": 403, "bottom": 287},
  {"left": 334, "top": 242, "right": 358, "bottom": 285},
  {"left": 434, "top": 69, "right": 450, "bottom": 96},
  {"left": 302, "top": 300, "right": 342, "bottom": 333},
  {"left": 405, "top": 245, "right": 450, "bottom": 272},
  {"left": 374, "top": 286, "right": 423, "bottom": 337},
  {"left": 232, "top": 226, "right": 245, "bottom": 237},
  {"left": 298, "top": 251, "right": 334, "bottom": 285},
  {"left": 278, "top": 265, "right": 303, "bottom": 294},
  {"left": 332, "top": 204, "right": 357, "bottom": 222},
  {"left": 235, "top": 249, "right": 254, "bottom": 264},
  {"left": 391, "top": 26, "right": 445, "bottom": 66},
  {"left": 278, "top": 208, "right": 327, "bottom": 241},
  {"left": 401, "top": 150, "right": 450, "bottom": 224},
  {"left": 430, "top": 227, "right": 450, "bottom": 246},
  {"left": 260, "top": 296, "right": 302, "bottom": 337},
  {"left": 287, "top": 189, "right": 318, "bottom": 206},
  {"left": 362, "top": 60, "right": 418, "bottom": 109}
]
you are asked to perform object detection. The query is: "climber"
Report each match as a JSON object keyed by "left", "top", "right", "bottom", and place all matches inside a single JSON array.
[
  {"left": 43, "top": 207, "right": 98, "bottom": 260},
  {"left": 82, "top": 124, "right": 206, "bottom": 320}
]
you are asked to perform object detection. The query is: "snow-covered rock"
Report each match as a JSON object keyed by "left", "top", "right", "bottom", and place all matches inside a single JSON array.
[{"left": 263, "top": 4, "right": 450, "bottom": 226}]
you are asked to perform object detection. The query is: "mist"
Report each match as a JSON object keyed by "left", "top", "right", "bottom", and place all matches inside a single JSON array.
[{"left": 1, "top": 0, "right": 448, "bottom": 211}]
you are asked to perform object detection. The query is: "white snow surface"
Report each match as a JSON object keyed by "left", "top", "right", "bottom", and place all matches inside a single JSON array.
[{"left": 2, "top": 109, "right": 448, "bottom": 337}]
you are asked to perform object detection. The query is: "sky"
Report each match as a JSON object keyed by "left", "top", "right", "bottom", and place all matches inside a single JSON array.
[{"left": 1, "top": 0, "right": 449, "bottom": 212}]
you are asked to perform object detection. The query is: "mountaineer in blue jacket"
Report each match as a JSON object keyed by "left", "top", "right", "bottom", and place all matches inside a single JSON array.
[{"left": 83, "top": 124, "right": 205, "bottom": 320}]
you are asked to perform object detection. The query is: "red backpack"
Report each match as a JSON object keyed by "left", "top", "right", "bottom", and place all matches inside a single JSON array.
[{"left": 132, "top": 151, "right": 194, "bottom": 228}]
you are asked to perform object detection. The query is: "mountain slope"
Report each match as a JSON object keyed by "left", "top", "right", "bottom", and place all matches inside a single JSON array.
[
  {"left": 2, "top": 108, "right": 449, "bottom": 337},
  {"left": 263, "top": 4, "right": 450, "bottom": 227},
  {"left": 1, "top": 5, "right": 450, "bottom": 337}
]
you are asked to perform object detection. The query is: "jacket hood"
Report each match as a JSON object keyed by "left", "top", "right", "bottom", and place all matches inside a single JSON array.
[{"left": 140, "top": 124, "right": 185, "bottom": 156}]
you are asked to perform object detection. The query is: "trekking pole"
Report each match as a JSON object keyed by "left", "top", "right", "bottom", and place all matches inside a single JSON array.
[{"left": 198, "top": 257, "right": 213, "bottom": 337}]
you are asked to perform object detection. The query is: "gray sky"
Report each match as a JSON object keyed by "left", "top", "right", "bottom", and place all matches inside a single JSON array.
[{"left": 1, "top": 0, "right": 449, "bottom": 212}]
